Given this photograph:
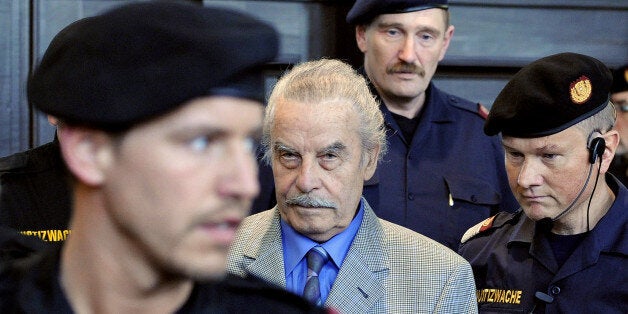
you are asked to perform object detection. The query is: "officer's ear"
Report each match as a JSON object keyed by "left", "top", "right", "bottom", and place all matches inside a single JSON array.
[
  {"left": 355, "top": 24, "right": 368, "bottom": 53},
  {"left": 57, "top": 124, "right": 115, "bottom": 186},
  {"left": 599, "top": 129, "right": 620, "bottom": 173}
]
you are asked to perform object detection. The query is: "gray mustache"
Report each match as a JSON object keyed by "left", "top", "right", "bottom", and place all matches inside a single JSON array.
[{"left": 285, "top": 194, "right": 337, "bottom": 209}]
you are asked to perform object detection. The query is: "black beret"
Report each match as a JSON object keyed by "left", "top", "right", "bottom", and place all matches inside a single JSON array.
[
  {"left": 346, "top": 0, "right": 448, "bottom": 25},
  {"left": 485, "top": 52, "right": 612, "bottom": 138},
  {"left": 28, "top": 1, "right": 279, "bottom": 130},
  {"left": 611, "top": 64, "right": 628, "bottom": 94}
]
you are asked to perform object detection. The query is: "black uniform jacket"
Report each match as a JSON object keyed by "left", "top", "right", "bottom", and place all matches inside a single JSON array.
[
  {"left": 0, "top": 138, "right": 72, "bottom": 244},
  {"left": 0, "top": 247, "right": 330, "bottom": 313}
]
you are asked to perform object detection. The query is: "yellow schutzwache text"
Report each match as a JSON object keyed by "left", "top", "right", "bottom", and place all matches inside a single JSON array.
[
  {"left": 20, "top": 229, "right": 71, "bottom": 242},
  {"left": 476, "top": 289, "right": 522, "bottom": 304}
]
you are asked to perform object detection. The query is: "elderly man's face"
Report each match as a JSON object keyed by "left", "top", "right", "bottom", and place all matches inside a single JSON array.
[
  {"left": 101, "top": 96, "right": 262, "bottom": 280},
  {"left": 271, "top": 99, "right": 377, "bottom": 242},
  {"left": 356, "top": 8, "right": 453, "bottom": 103},
  {"left": 612, "top": 91, "right": 628, "bottom": 154},
  {"left": 502, "top": 127, "right": 605, "bottom": 224}
]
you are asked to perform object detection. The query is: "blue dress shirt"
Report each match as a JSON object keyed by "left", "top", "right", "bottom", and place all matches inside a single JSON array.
[{"left": 281, "top": 198, "right": 365, "bottom": 303}]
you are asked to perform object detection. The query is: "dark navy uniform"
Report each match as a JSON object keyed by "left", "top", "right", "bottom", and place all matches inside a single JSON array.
[
  {"left": 0, "top": 247, "right": 330, "bottom": 313},
  {"left": 0, "top": 138, "right": 72, "bottom": 244},
  {"left": 459, "top": 174, "right": 628, "bottom": 313},
  {"left": 609, "top": 152, "right": 628, "bottom": 187},
  {"left": 363, "top": 78, "right": 518, "bottom": 250}
]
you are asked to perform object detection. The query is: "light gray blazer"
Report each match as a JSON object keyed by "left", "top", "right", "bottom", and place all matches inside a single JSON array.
[{"left": 227, "top": 200, "right": 478, "bottom": 313}]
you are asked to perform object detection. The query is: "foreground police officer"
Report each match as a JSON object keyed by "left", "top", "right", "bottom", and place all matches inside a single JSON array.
[
  {"left": 459, "top": 53, "right": 627, "bottom": 313},
  {"left": 0, "top": 2, "right": 329, "bottom": 313},
  {"left": 342, "top": 0, "right": 518, "bottom": 250}
]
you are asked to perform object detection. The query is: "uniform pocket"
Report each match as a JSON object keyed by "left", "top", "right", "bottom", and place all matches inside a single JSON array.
[{"left": 444, "top": 175, "right": 501, "bottom": 206}]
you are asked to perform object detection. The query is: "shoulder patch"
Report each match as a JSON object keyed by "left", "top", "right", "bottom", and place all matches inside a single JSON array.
[
  {"left": 479, "top": 215, "right": 495, "bottom": 232},
  {"left": 477, "top": 103, "right": 489, "bottom": 120},
  {"left": 461, "top": 215, "right": 496, "bottom": 244}
]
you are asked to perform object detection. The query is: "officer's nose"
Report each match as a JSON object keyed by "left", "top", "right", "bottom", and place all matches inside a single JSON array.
[
  {"left": 398, "top": 36, "right": 417, "bottom": 64},
  {"left": 516, "top": 159, "right": 543, "bottom": 188}
]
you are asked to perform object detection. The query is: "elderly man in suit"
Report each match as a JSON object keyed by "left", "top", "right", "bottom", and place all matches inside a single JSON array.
[{"left": 227, "top": 58, "right": 477, "bottom": 313}]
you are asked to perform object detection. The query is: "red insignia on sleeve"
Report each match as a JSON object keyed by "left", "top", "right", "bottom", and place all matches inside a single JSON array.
[{"left": 478, "top": 103, "right": 489, "bottom": 119}]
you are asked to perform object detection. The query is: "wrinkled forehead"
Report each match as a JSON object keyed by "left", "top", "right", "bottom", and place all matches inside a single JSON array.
[
  {"left": 272, "top": 100, "right": 361, "bottom": 141},
  {"left": 275, "top": 98, "right": 358, "bottom": 123}
]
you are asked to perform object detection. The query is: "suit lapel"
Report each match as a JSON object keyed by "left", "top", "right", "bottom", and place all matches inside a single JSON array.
[
  {"left": 242, "top": 208, "right": 287, "bottom": 287},
  {"left": 326, "top": 201, "right": 387, "bottom": 312}
]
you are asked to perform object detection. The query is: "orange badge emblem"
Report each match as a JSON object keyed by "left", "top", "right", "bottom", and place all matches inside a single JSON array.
[
  {"left": 569, "top": 75, "right": 592, "bottom": 104},
  {"left": 624, "top": 68, "right": 628, "bottom": 84},
  {"left": 479, "top": 216, "right": 496, "bottom": 232}
]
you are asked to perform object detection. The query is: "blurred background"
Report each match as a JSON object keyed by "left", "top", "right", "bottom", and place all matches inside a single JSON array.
[{"left": 1, "top": 0, "right": 627, "bottom": 157}]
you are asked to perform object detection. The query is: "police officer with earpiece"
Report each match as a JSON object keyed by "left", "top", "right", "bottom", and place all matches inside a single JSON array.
[{"left": 459, "top": 52, "right": 627, "bottom": 313}]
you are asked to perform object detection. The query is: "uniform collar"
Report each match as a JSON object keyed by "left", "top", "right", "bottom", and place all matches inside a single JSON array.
[{"left": 507, "top": 212, "right": 536, "bottom": 245}]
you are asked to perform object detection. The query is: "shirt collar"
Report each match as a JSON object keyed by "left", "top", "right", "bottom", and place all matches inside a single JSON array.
[
  {"left": 280, "top": 198, "right": 365, "bottom": 273},
  {"left": 508, "top": 213, "right": 536, "bottom": 245}
]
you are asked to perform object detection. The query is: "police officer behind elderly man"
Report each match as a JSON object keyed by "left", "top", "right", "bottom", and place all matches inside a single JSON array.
[
  {"left": 339, "top": 0, "right": 517, "bottom": 251},
  {"left": 0, "top": 2, "right": 329, "bottom": 313},
  {"left": 459, "top": 53, "right": 628, "bottom": 313}
]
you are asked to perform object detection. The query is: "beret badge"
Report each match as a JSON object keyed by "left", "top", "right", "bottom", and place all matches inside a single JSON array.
[
  {"left": 570, "top": 75, "right": 592, "bottom": 104},
  {"left": 624, "top": 68, "right": 628, "bottom": 84},
  {"left": 484, "top": 53, "right": 612, "bottom": 137}
]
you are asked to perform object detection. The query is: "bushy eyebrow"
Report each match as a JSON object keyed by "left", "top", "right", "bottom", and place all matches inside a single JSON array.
[
  {"left": 272, "top": 141, "right": 347, "bottom": 156},
  {"left": 273, "top": 142, "right": 297, "bottom": 155},
  {"left": 321, "top": 141, "right": 346, "bottom": 155}
]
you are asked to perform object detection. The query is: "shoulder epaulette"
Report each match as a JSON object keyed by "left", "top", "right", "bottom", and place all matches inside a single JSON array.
[
  {"left": 445, "top": 94, "right": 488, "bottom": 120},
  {"left": 460, "top": 216, "right": 495, "bottom": 244},
  {"left": 460, "top": 210, "right": 522, "bottom": 244}
]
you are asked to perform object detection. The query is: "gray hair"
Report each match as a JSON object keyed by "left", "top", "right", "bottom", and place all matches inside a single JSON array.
[
  {"left": 575, "top": 101, "right": 616, "bottom": 141},
  {"left": 262, "top": 58, "right": 387, "bottom": 165}
]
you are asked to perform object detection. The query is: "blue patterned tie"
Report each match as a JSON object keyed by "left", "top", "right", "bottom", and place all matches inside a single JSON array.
[{"left": 303, "top": 245, "right": 329, "bottom": 305}]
